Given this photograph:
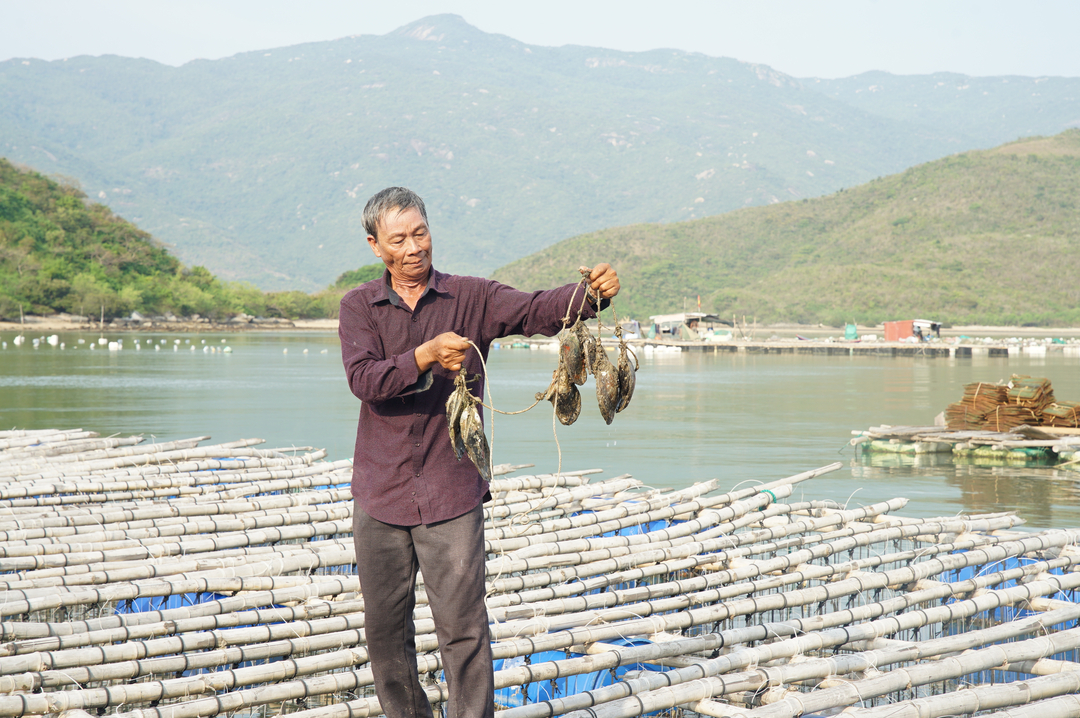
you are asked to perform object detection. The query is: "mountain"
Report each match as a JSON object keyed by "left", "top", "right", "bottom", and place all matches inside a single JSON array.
[
  {"left": 490, "top": 130, "right": 1080, "bottom": 327},
  {"left": 1, "top": 15, "right": 1078, "bottom": 290},
  {"left": 803, "top": 72, "right": 1080, "bottom": 146}
]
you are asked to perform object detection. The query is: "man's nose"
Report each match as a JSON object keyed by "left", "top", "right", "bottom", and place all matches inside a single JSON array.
[{"left": 404, "top": 237, "right": 423, "bottom": 253}]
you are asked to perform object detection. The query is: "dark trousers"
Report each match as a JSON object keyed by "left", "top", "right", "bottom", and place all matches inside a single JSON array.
[{"left": 353, "top": 500, "right": 495, "bottom": 718}]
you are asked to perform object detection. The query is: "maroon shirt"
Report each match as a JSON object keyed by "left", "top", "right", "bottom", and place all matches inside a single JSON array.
[{"left": 340, "top": 267, "right": 597, "bottom": 526}]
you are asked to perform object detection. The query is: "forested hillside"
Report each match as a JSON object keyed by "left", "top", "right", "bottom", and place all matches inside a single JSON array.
[
  {"left": 0, "top": 159, "right": 365, "bottom": 320},
  {"left": 492, "top": 131, "right": 1080, "bottom": 326}
]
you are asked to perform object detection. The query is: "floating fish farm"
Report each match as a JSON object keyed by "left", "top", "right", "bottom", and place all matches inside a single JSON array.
[{"left": 3, "top": 429, "right": 1080, "bottom": 718}]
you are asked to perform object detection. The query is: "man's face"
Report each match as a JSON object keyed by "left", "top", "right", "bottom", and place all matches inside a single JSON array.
[{"left": 367, "top": 207, "right": 433, "bottom": 284}]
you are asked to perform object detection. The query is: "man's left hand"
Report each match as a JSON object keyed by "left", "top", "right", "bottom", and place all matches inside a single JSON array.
[{"left": 585, "top": 263, "right": 620, "bottom": 300}]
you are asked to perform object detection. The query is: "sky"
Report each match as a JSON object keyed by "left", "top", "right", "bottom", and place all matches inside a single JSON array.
[{"left": 2, "top": 0, "right": 1079, "bottom": 79}]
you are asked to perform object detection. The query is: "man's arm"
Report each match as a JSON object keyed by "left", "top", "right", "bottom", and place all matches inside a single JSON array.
[
  {"left": 478, "top": 263, "right": 622, "bottom": 344},
  {"left": 339, "top": 296, "right": 425, "bottom": 404}
]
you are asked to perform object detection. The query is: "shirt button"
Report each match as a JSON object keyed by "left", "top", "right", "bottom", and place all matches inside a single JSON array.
[
  {"left": 415, "top": 443, "right": 421, "bottom": 447},
  {"left": 412, "top": 317, "right": 418, "bottom": 322}
]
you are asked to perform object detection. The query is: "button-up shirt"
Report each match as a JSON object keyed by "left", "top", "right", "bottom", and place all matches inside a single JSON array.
[{"left": 339, "top": 267, "right": 597, "bottom": 526}]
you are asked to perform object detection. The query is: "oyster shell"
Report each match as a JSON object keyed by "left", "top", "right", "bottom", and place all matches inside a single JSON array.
[
  {"left": 560, "top": 324, "right": 587, "bottom": 386},
  {"left": 446, "top": 374, "right": 467, "bottom": 460},
  {"left": 461, "top": 402, "right": 492, "bottom": 483},
  {"left": 591, "top": 340, "right": 619, "bottom": 425},
  {"left": 555, "top": 376, "right": 581, "bottom": 426},
  {"left": 616, "top": 346, "right": 636, "bottom": 413},
  {"left": 574, "top": 320, "right": 596, "bottom": 383},
  {"left": 537, "top": 366, "right": 581, "bottom": 425}
]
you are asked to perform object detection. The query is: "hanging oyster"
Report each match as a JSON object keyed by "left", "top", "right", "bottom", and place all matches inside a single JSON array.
[
  {"left": 460, "top": 402, "right": 492, "bottom": 483},
  {"left": 555, "top": 377, "right": 581, "bottom": 426},
  {"left": 447, "top": 370, "right": 490, "bottom": 479},
  {"left": 560, "top": 323, "right": 588, "bottom": 386},
  {"left": 446, "top": 373, "right": 468, "bottom": 460},
  {"left": 591, "top": 339, "right": 620, "bottom": 425},
  {"left": 573, "top": 320, "right": 596, "bottom": 384},
  {"left": 615, "top": 344, "right": 637, "bottom": 413},
  {"left": 536, "top": 366, "right": 581, "bottom": 425}
]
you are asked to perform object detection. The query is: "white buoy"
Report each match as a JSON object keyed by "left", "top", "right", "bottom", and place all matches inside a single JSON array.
[
  {"left": 201, "top": 340, "right": 206, "bottom": 344},
  {"left": 303, "top": 348, "right": 309, "bottom": 354},
  {"left": 13, "top": 335, "right": 24, "bottom": 346},
  {"left": 173, "top": 345, "right": 178, "bottom": 351},
  {"left": 2, "top": 342, "right": 6, "bottom": 349},
  {"left": 223, "top": 346, "right": 232, "bottom": 353},
  {"left": 108, "top": 341, "right": 120, "bottom": 351},
  {"left": 60, "top": 342, "right": 65, "bottom": 349},
  {"left": 220, "top": 338, "right": 227, "bottom": 343},
  {"left": 203, "top": 346, "right": 210, "bottom": 353},
  {"left": 283, "top": 348, "right": 288, "bottom": 354},
  {"left": 174, "top": 339, "right": 180, "bottom": 345},
  {"left": 47, "top": 335, "right": 59, "bottom": 346},
  {"left": 189, "top": 345, "right": 195, "bottom": 351},
  {"left": 90, "top": 343, "right": 96, "bottom": 350},
  {"left": 320, "top": 349, "right": 329, "bottom": 354},
  {"left": 98, "top": 337, "right": 107, "bottom": 345},
  {"left": 78, "top": 338, "right": 85, "bottom": 344},
  {"left": 155, "top": 345, "right": 160, "bottom": 351}
]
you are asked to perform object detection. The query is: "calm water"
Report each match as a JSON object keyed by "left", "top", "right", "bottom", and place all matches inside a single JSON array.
[{"left": 2, "top": 330, "right": 1080, "bottom": 529}]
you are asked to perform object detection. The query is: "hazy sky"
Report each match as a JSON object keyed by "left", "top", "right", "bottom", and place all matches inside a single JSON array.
[{"left": 3, "top": 0, "right": 1078, "bottom": 78}]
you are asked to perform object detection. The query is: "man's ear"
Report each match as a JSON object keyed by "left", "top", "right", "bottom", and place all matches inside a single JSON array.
[{"left": 367, "top": 234, "right": 382, "bottom": 259}]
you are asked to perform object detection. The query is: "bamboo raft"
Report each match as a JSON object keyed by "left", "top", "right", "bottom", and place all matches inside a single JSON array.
[
  {"left": 853, "top": 424, "right": 1080, "bottom": 466},
  {"left": 4, "top": 430, "right": 1080, "bottom": 718}
]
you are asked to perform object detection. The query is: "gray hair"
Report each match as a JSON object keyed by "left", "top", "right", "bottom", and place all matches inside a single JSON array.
[{"left": 362, "top": 187, "right": 428, "bottom": 239}]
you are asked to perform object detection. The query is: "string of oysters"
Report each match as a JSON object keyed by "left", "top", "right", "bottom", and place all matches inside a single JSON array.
[
  {"left": 537, "top": 267, "right": 638, "bottom": 425},
  {"left": 445, "top": 268, "right": 638, "bottom": 482}
]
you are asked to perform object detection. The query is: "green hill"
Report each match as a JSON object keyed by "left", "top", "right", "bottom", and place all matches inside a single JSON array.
[
  {"left": 0, "top": 158, "right": 343, "bottom": 321},
  {"left": 2, "top": 15, "right": 1078, "bottom": 291},
  {"left": 491, "top": 130, "right": 1080, "bottom": 327}
]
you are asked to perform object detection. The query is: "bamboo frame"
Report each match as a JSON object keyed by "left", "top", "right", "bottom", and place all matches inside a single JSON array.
[{"left": 0, "top": 430, "right": 1075, "bottom": 718}]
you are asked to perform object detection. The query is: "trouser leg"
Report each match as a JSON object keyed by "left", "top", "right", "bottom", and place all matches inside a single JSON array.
[
  {"left": 353, "top": 501, "right": 433, "bottom": 718},
  {"left": 414, "top": 504, "right": 494, "bottom": 718}
]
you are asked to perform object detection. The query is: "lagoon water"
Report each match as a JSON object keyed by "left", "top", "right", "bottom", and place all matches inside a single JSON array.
[{"left": 2, "top": 330, "right": 1079, "bottom": 529}]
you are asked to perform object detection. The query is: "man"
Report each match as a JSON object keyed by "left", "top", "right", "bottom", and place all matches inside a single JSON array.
[{"left": 339, "top": 186, "right": 620, "bottom": 718}]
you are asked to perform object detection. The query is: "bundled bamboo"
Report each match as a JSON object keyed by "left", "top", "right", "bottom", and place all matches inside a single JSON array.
[
  {"left": 1009, "top": 374, "right": 1056, "bottom": 411},
  {"left": 945, "top": 381, "right": 1009, "bottom": 430},
  {"left": 1043, "top": 401, "right": 1080, "bottom": 428},
  {"left": 983, "top": 402, "right": 1038, "bottom": 432},
  {"left": 939, "top": 376, "right": 1080, "bottom": 432},
  {"left": 0, "top": 429, "right": 1078, "bottom": 718}
]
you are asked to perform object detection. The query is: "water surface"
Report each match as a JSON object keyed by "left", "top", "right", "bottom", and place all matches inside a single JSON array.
[{"left": 2, "top": 330, "right": 1078, "bottom": 529}]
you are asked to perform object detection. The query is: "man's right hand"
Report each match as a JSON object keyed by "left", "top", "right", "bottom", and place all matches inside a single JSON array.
[{"left": 415, "top": 332, "right": 472, "bottom": 372}]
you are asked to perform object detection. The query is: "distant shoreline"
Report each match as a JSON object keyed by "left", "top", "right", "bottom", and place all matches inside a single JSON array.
[
  {"left": 0, "top": 317, "right": 339, "bottom": 333},
  {"left": 4, "top": 317, "right": 1080, "bottom": 339}
]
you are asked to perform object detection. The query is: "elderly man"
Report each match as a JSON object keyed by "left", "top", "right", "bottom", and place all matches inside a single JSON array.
[{"left": 339, "top": 186, "right": 620, "bottom": 718}]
